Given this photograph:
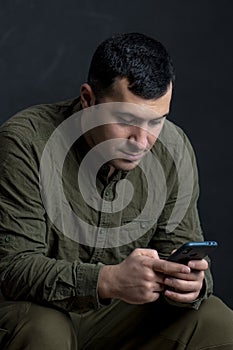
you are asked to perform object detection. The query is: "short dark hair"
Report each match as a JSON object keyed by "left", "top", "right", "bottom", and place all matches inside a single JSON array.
[{"left": 87, "top": 32, "right": 175, "bottom": 100}]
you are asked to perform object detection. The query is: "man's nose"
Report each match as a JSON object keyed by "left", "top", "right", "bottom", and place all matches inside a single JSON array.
[{"left": 128, "top": 126, "right": 149, "bottom": 150}]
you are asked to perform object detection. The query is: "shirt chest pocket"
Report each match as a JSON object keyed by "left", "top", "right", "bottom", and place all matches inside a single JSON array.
[{"left": 119, "top": 216, "right": 157, "bottom": 248}]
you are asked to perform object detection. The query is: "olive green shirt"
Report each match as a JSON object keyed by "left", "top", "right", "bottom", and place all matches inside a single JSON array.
[{"left": 0, "top": 97, "right": 213, "bottom": 313}]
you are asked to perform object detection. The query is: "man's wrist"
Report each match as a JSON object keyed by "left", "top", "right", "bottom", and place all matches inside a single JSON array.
[{"left": 97, "top": 264, "right": 117, "bottom": 300}]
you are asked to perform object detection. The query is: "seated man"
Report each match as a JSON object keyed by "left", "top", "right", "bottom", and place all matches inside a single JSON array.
[{"left": 0, "top": 32, "right": 232, "bottom": 350}]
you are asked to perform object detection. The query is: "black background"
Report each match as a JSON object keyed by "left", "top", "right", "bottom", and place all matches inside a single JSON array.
[{"left": 0, "top": 1, "right": 232, "bottom": 308}]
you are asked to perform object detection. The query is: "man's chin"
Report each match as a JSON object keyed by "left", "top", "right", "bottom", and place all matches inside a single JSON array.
[{"left": 110, "top": 158, "right": 140, "bottom": 171}]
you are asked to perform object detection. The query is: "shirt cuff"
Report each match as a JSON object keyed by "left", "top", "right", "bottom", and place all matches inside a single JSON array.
[{"left": 72, "top": 262, "right": 111, "bottom": 313}]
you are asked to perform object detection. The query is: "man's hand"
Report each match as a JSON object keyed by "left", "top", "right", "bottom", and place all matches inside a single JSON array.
[
  {"left": 98, "top": 248, "right": 190, "bottom": 304},
  {"left": 162, "top": 259, "right": 208, "bottom": 303}
]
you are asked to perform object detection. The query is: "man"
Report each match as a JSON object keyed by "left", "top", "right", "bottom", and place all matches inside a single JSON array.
[{"left": 0, "top": 32, "right": 232, "bottom": 349}]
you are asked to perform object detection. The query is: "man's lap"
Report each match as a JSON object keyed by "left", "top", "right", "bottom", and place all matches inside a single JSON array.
[{"left": 0, "top": 295, "right": 233, "bottom": 349}]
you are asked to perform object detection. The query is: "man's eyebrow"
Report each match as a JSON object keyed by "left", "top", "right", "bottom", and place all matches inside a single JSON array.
[
  {"left": 113, "top": 111, "right": 168, "bottom": 120},
  {"left": 112, "top": 111, "right": 137, "bottom": 119}
]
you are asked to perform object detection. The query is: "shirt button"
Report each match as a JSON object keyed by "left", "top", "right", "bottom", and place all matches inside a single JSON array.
[{"left": 141, "top": 222, "right": 147, "bottom": 229}]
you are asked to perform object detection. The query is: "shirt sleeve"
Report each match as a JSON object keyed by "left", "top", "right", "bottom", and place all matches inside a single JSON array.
[
  {"left": 0, "top": 127, "right": 103, "bottom": 313},
  {"left": 149, "top": 123, "right": 213, "bottom": 310}
]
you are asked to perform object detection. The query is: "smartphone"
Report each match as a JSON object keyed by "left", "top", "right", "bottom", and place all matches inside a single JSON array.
[{"left": 167, "top": 241, "right": 218, "bottom": 264}]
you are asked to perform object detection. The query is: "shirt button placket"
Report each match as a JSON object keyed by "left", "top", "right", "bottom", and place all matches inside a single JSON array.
[{"left": 91, "top": 185, "right": 113, "bottom": 262}]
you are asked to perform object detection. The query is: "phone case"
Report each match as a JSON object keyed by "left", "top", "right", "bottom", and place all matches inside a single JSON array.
[{"left": 167, "top": 241, "right": 218, "bottom": 263}]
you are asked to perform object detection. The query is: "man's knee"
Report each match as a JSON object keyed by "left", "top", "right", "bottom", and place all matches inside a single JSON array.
[
  {"left": 196, "top": 295, "right": 233, "bottom": 329},
  {"left": 5, "top": 303, "right": 77, "bottom": 350},
  {"left": 148, "top": 296, "right": 233, "bottom": 350},
  {"left": 186, "top": 296, "right": 233, "bottom": 349}
]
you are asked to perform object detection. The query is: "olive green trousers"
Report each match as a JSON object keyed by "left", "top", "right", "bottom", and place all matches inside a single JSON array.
[{"left": 0, "top": 295, "right": 233, "bottom": 349}]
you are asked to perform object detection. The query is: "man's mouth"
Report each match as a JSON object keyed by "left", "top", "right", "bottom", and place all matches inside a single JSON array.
[{"left": 120, "top": 151, "right": 145, "bottom": 161}]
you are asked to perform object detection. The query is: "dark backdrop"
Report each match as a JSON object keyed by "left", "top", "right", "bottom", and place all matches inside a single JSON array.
[{"left": 0, "top": 0, "right": 232, "bottom": 308}]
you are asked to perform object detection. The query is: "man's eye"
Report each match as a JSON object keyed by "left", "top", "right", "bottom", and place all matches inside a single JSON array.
[
  {"left": 149, "top": 119, "right": 162, "bottom": 126},
  {"left": 118, "top": 116, "right": 135, "bottom": 123}
]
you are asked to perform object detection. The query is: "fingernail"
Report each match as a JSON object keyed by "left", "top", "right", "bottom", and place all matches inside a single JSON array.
[
  {"left": 165, "top": 277, "right": 172, "bottom": 286},
  {"left": 188, "top": 262, "right": 196, "bottom": 269},
  {"left": 182, "top": 266, "right": 191, "bottom": 273},
  {"left": 165, "top": 289, "right": 172, "bottom": 296}
]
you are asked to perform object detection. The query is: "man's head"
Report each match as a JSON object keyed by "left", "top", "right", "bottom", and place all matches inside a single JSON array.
[
  {"left": 87, "top": 32, "right": 174, "bottom": 102},
  {"left": 80, "top": 33, "right": 174, "bottom": 173}
]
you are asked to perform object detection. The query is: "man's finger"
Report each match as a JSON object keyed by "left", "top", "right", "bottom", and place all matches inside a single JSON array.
[
  {"left": 152, "top": 259, "right": 191, "bottom": 275},
  {"left": 188, "top": 259, "right": 208, "bottom": 270},
  {"left": 132, "top": 248, "right": 159, "bottom": 260},
  {"left": 164, "top": 289, "right": 199, "bottom": 303}
]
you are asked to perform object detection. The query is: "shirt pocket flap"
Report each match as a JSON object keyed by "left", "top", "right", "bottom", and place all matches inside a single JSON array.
[{"left": 120, "top": 216, "right": 156, "bottom": 245}]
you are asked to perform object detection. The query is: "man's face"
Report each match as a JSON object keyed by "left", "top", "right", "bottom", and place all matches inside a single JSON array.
[{"left": 81, "top": 78, "right": 172, "bottom": 172}]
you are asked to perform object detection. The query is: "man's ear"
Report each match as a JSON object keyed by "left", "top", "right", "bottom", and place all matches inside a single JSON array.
[{"left": 80, "top": 83, "right": 96, "bottom": 108}]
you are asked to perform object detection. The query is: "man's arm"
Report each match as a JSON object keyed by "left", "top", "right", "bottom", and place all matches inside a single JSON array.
[
  {"left": 148, "top": 122, "right": 213, "bottom": 309},
  {"left": 0, "top": 128, "right": 102, "bottom": 313}
]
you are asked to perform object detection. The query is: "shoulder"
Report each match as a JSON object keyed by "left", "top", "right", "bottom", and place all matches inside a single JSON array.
[
  {"left": 0, "top": 97, "right": 81, "bottom": 144},
  {"left": 160, "top": 119, "right": 193, "bottom": 146},
  {"left": 152, "top": 119, "right": 197, "bottom": 161},
  {"left": 149, "top": 119, "right": 199, "bottom": 191}
]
